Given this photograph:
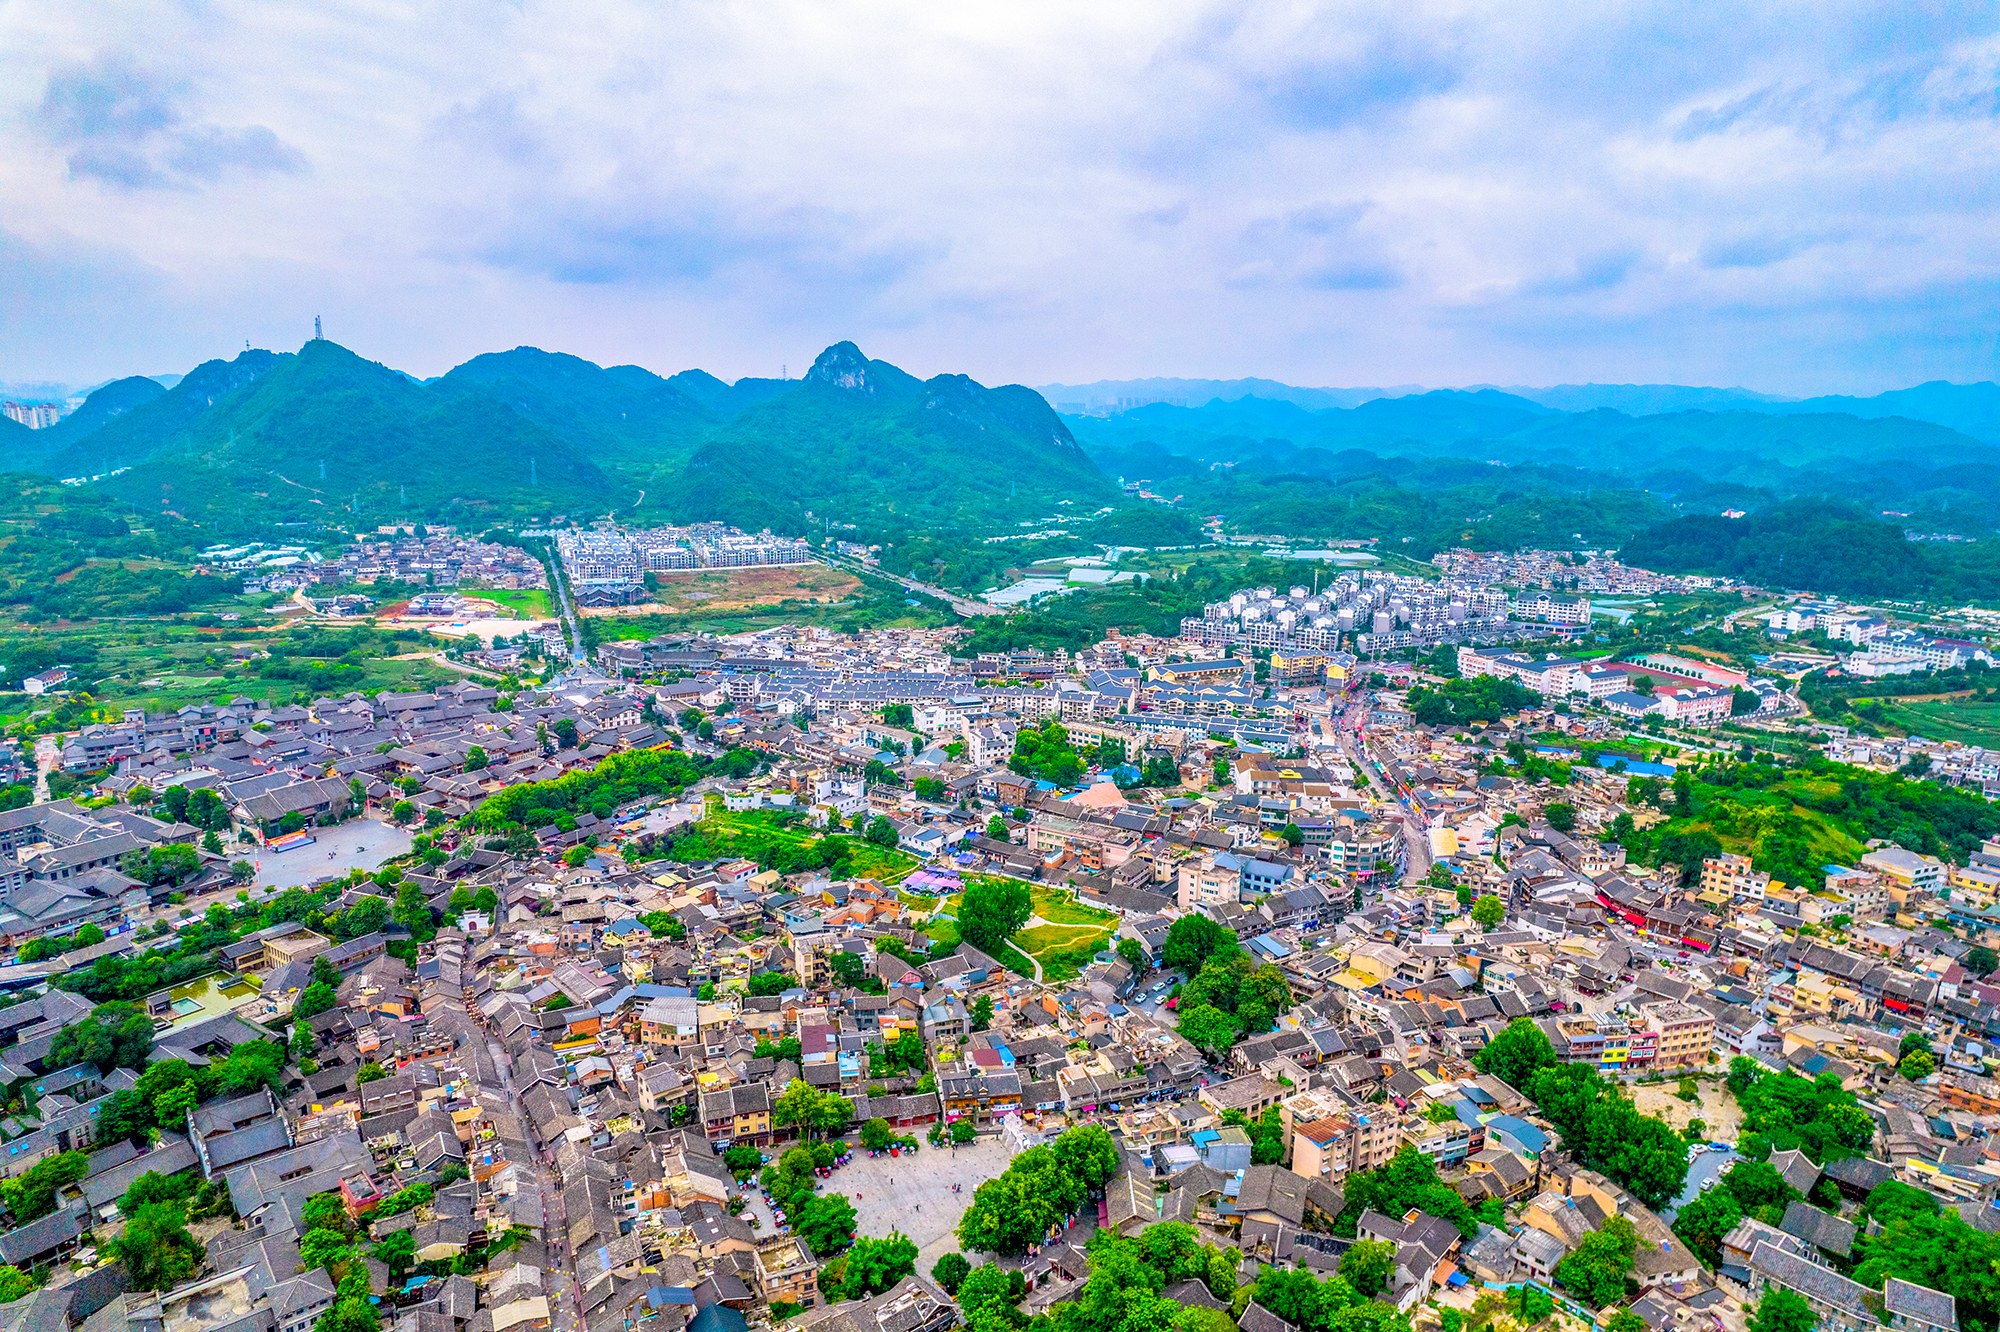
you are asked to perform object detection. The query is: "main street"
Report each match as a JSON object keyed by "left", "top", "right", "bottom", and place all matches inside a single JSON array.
[
  {"left": 492, "top": 1040, "right": 584, "bottom": 1332},
  {"left": 1334, "top": 692, "right": 1430, "bottom": 886}
]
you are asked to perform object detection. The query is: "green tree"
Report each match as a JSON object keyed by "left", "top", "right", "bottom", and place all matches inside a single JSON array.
[
  {"left": 837, "top": 1230, "right": 918, "bottom": 1298},
  {"left": 957, "top": 878, "right": 1032, "bottom": 954},
  {"left": 795, "top": 1192, "right": 859, "bottom": 1257},
  {"left": 865, "top": 816, "right": 900, "bottom": 848},
  {"left": 932, "top": 1252, "right": 971, "bottom": 1295},
  {"left": 1280, "top": 823, "right": 1304, "bottom": 847},
  {"left": 1117, "top": 937, "right": 1146, "bottom": 972},
  {"left": 357, "top": 1061, "right": 387, "bottom": 1083},
  {"left": 986, "top": 815, "right": 1009, "bottom": 840},
  {"left": 747, "top": 971, "right": 794, "bottom": 996},
  {"left": 971, "top": 995, "right": 994, "bottom": 1031},
  {"left": 154, "top": 1083, "right": 199, "bottom": 1127},
  {"left": 775, "top": 1079, "right": 851, "bottom": 1141},
  {"left": 110, "top": 1203, "right": 204, "bottom": 1291},
  {"left": 1900, "top": 1049, "right": 1935, "bottom": 1080},
  {"left": 1747, "top": 1289, "right": 1818, "bottom": 1332},
  {"left": 49, "top": 1001, "right": 155, "bottom": 1073},
  {"left": 97, "top": 1089, "right": 155, "bottom": 1147},
  {"left": 1554, "top": 1215, "right": 1639, "bottom": 1307},
  {"left": 0, "top": 1268, "right": 34, "bottom": 1303},
  {"left": 1967, "top": 946, "right": 1999, "bottom": 977},
  {"left": 1162, "top": 916, "right": 1235, "bottom": 973},
  {"left": 1470, "top": 894, "right": 1505, "bottom": 929},
  {"left": 295, "top": 981, "right": 338, "bottom": 1020},
  {"left": 1051, "top": 1124, "right": 1121, "bottom": 1192},
  {"left": 374, "top": 1228, "right": 417, "bottom": 1278},
  {"left": 1339, "top": 1240, "right": 1395, "bottom": 1298},
  {"left": 1672, "top": 1186, "right": 1743, "bottom": 1268},
  {"left": 1177, "top": 1003, "right": 1239, "bottom": 1059},
  {"left": 1, "top": 1152, "right": 87, "bottom": 1224},
  {"left": 1543, "top": 802, "right": 1576, "bottom": 832},
  {"left": 1473, "top": 1017, "right": 1557, "bottom": 1091},
  {"left": 1337, "top": 1146, "right": 1476, "bottom": 1239}
]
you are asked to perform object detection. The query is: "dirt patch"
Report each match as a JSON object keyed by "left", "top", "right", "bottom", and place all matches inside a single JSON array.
[
  {"left": 580, "top": 564, "right": 863, "bottom": 617},
  {"left": 1631, "top": 1078, "right": 1743, "bottom": 1140}
]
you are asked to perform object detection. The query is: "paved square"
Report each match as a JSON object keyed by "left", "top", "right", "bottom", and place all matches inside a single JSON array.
[
  {"left": 250, "top": 817, "right": 414, "bottom": 889},
  {"left": 741, "top": 1133, "right": 1023, "bottom": 1270},
  {"left": 840, "top": 1134, "right": 1021, "bottom": 1268}
]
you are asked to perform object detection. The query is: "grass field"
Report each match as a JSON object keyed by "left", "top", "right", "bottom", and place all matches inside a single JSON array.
[
  {"left": 1029, "top": 885, "right": 1118, "bottom": 927},
  {"left": 1881, "top": 697, "right": 2000, "bottom": 748},
  {"left": 698, "top": 808, "right": 920, "bottom": 881},
  {"left": 1014, "top": 921, "right": 1115, "bottom": 983},
  {"left": 473, "top": 587, "right": 554, "bottom": 617}
]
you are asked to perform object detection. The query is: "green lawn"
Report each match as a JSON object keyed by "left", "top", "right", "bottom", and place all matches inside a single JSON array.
[
  {"left": 1882, "top": 697, "right": 2000, "bottom": 749},
  {"left": 1029, "top": 884, "right": 1118, "bottom": 926},
  {"left": 1014, "top": 921, "right": 1114, "bottom": 983},
  {"left": 699, "top": 808, "right": 920, "bottom": 881},
  {"left": 473, "top": 586, "right": 554, "bottom": 618}
]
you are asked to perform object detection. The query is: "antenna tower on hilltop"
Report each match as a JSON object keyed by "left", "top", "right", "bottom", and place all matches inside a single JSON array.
[{"left": 314, "top": 316, "right": 322, "bottom": 341}]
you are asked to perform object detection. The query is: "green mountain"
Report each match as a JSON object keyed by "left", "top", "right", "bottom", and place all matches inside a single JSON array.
[
  {"left": 679, "top": 342, "right": 1113, "bottom": 532},
  {"left": 26, "top": 338, "right": 1112, "bottom": 534},
  {"left": 1620, "top": 500, "right": 2000, "bottom": 600},
  {"left": 53, "top": 341, "right": 614, "bottom": 526},
  {"left": 6, "top": 375, "right": 168, "bottom": 473}
]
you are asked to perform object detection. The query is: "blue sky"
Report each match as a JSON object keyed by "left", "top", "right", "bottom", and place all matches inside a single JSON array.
[{"left": 2, "top": 2, "right": 1997, "bottom": 394}]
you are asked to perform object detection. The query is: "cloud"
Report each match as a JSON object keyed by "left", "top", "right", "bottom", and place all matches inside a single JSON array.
[
  {"left": 5, "top": 5, "right": 2000, "bottom": 394},
  {"left": 1700, "top": 234, "right": 1808, "bottom": 270},
  {"left": 35, "top": 53, "right": 305, "bottom": 190}
]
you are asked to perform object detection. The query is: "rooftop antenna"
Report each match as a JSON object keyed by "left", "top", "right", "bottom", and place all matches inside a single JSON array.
[
  {"left": 314, "top": 316, "right": 322, "bottom": 341},
  {"left": 782, "top": 364, "right": 788, "bottom": 380}
]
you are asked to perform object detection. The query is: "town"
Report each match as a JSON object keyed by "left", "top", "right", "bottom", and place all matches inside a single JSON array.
[{"left": 0, "top": 554, "right": 1992, "bottom": 1332}]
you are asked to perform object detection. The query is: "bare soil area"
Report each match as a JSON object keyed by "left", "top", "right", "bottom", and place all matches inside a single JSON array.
[
  {"left": 1631, "top": 1077, "right": 1743, "bottom": 1140},
  {"left": 580, "top": 564, "right": 862, "bottom": 617}
]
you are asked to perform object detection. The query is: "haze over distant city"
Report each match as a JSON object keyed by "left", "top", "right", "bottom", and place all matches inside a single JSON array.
[{"left": 3, "top": 3, "right": 1999, "bottom": 394}]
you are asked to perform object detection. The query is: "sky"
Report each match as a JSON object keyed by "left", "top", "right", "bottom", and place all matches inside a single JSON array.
[{"left": 3, "top": 2, "right": 1999, "bottom": 396}]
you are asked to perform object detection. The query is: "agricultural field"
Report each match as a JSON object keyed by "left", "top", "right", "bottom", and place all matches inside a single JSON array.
[
  {"left": 1878, "top": 696, "right": 2000, "bottom": 749},
  {"left": 0, "top": 618, "right": 474, "bottom": 725}
]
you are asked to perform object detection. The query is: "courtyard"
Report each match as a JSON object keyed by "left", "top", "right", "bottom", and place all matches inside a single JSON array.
[
  {"left": 251, "top": 816, "right": 414, "bottom": 889},
  {"left": 740, "top": 1131, "right": 1023, "bottom": 1271}
]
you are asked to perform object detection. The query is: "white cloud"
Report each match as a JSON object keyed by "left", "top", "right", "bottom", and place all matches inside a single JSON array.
[{"left": 0, "top": 1, "right": 1995, "bottom": 394}]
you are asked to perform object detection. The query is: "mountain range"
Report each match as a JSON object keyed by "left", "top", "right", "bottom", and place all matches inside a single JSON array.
[
  {"left": 5, "top": 340, "right": 1998, "bottom": 602},
  {"left": 0, "top": 339, "right": 1105, "bottom": 534},
  {"left": 1037, "top": 375, "right": 2000, "bottom": 441}
]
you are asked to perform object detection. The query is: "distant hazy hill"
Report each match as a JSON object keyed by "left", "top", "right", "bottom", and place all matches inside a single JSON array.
[
  {"left": 1497, "top": 383, "right": 1791, "bottom": 414},
  {"left": 30, "top": 338, "right": 1110, "bottom": 532},
  {"left": 1768, "top": 381, "right": 2000, "bottom": 444},
  {"left": 1034, "top": 376, "right": 1424, "bottom": 411}
]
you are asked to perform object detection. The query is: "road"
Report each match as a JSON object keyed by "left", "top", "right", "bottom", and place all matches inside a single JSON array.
[
  {"left": 32, "top": 737, "right": 56, "bottom": 803},
  {"left": 491, "top": 1038, "right": 584, "bottom": 1332},
  {"left": 1332, "top": 693, "right": 1430, "bottom": 886},
  {"left": 538, "top": 540, "right": 586, "bottom": 661},
  {"left": 1665, "top": 1145, "right": 1738, "bottom": 1221},
  {"left": 821, "top": 555, "right": 1007, "bottom": 618}
]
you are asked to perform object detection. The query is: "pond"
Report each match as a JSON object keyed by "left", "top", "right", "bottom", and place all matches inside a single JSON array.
[{"left": 157, "top": 973, "right": 263, "bottom": 1029}]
